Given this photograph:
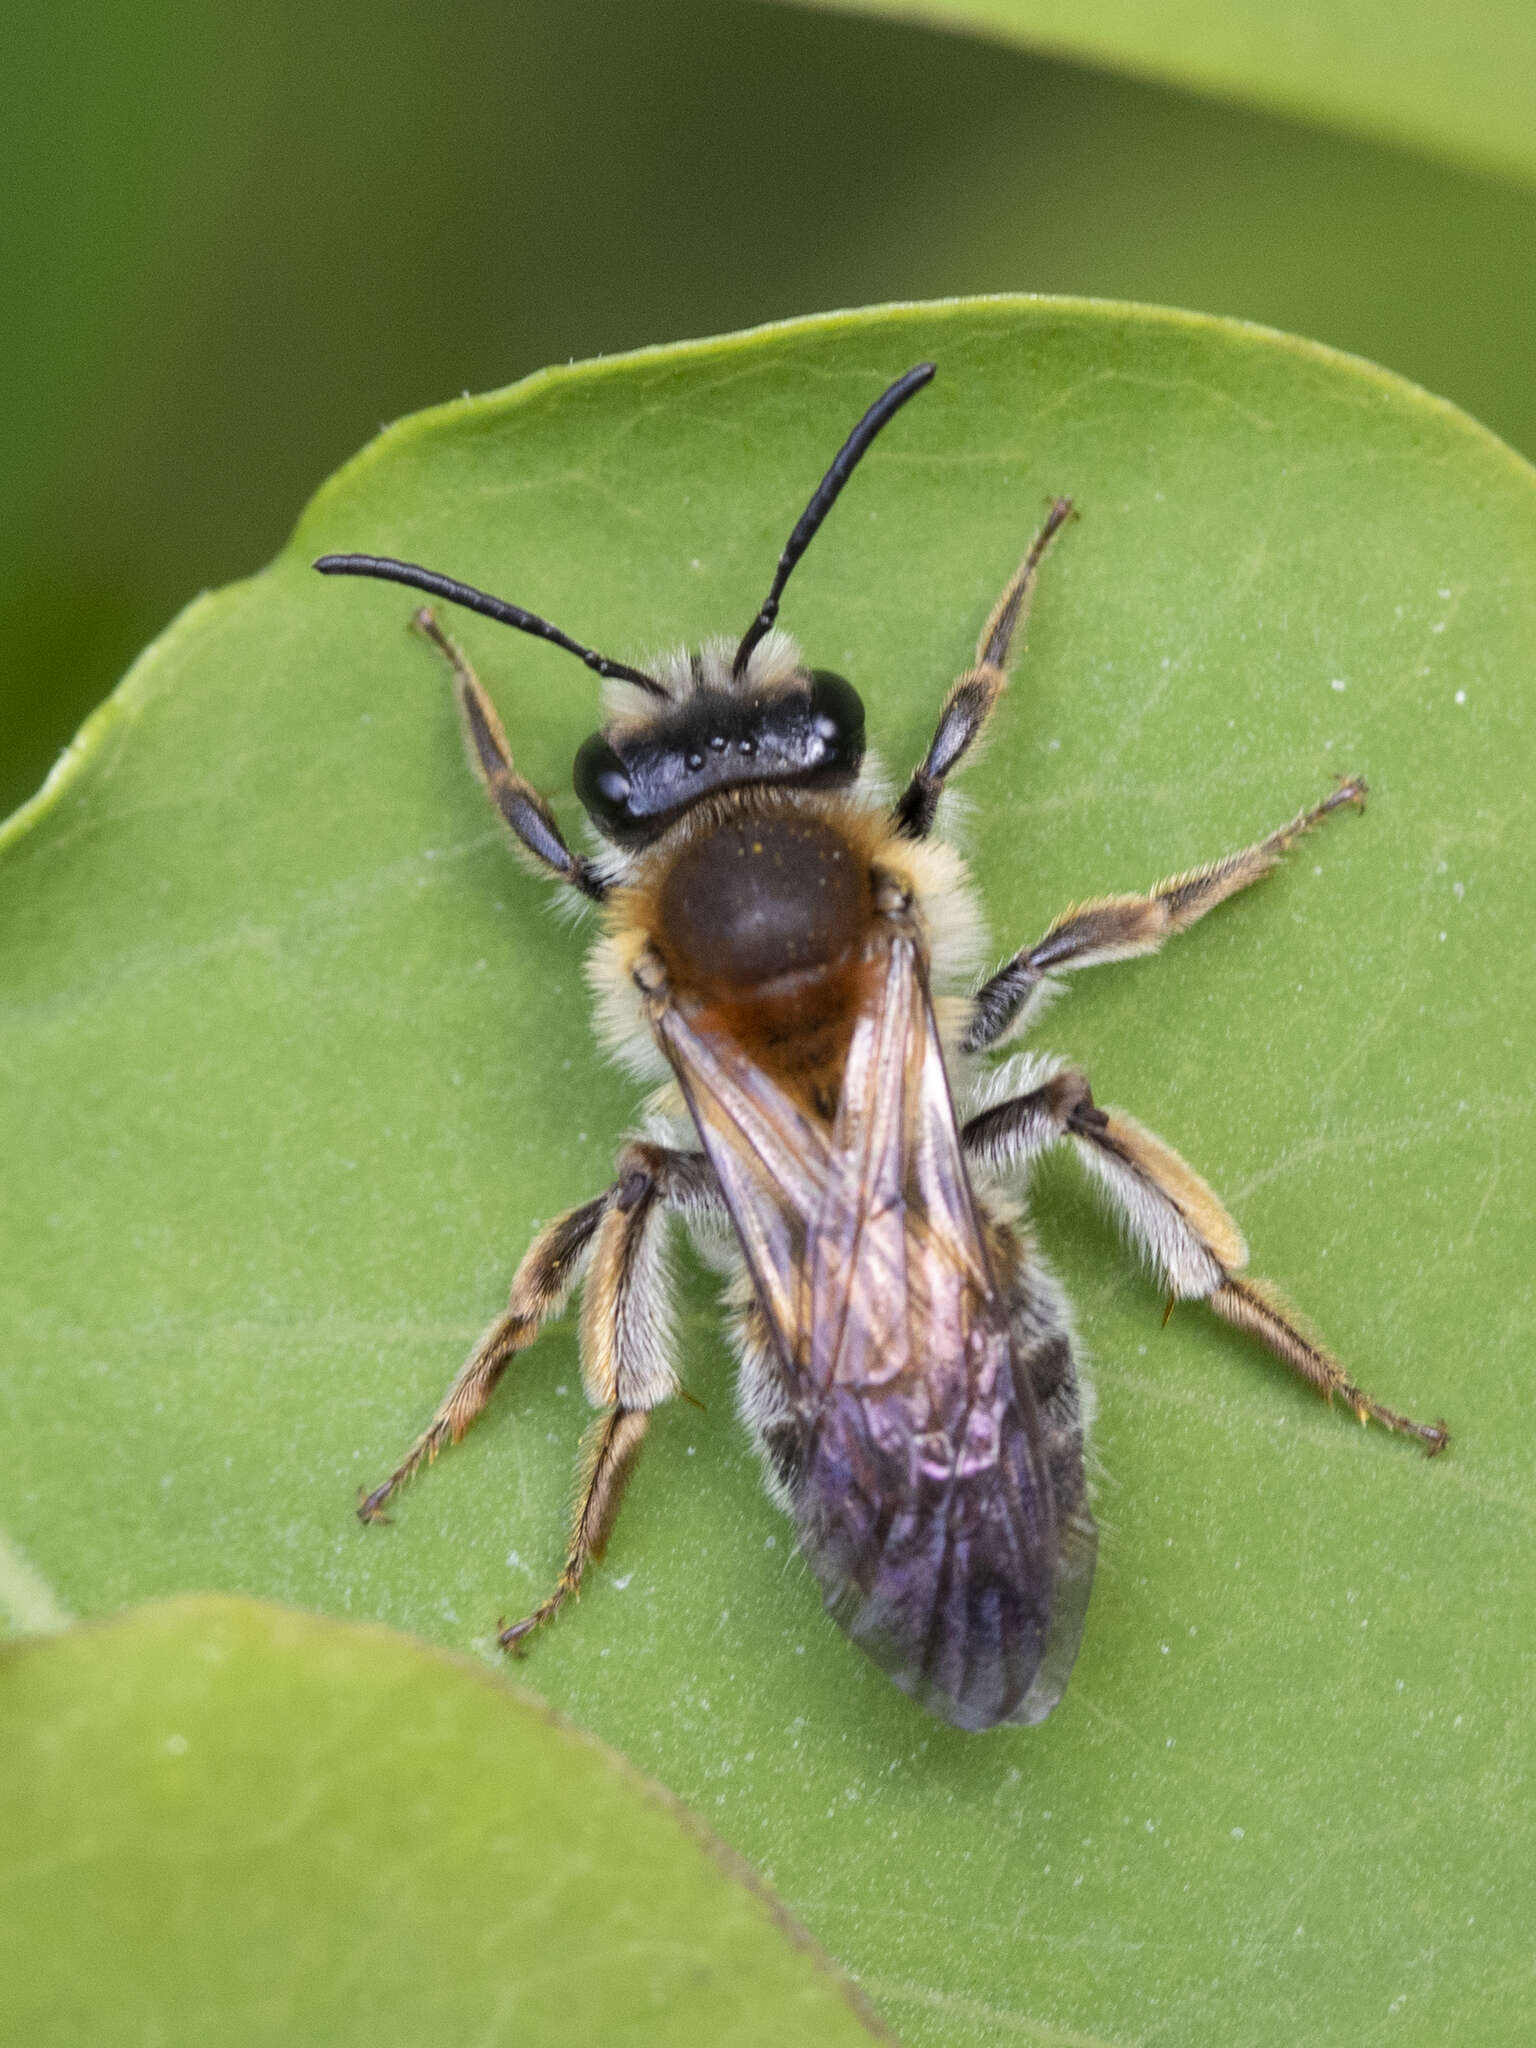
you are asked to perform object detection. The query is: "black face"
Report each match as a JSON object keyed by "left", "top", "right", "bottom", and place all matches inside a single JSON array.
[{"left": 573, "top": 669, "right": 865, "bottom": 846}]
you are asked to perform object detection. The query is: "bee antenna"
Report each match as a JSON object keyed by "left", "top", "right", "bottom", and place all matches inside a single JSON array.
[
  {"left": 732, "top": 362, "right": 936, "bottom": 680},
  {"left": 312, "top": 553, "right": 669, "bottom": 698}
]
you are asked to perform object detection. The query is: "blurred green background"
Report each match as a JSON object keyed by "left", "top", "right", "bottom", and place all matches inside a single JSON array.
[{"left": 5, "top": 0, "right": 1535, "bottom": 822}]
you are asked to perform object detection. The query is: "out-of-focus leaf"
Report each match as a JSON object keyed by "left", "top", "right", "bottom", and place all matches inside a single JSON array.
[
  {"left": 776, "top": 0, "right": 1536, "bottom": 184},
  {"left": 0, "top": 1596, "right": 890, "bottom": 2047}
]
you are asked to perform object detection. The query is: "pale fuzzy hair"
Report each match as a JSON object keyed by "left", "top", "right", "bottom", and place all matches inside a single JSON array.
[
  {"left": 600, "top": 629, "right": 805, "bottom": 732},
  {"left": 962, "top": 1048, "right": 1069, "bottom": 1117}
]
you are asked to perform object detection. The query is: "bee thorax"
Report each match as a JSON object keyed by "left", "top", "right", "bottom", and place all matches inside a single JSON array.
[{"left": 654, "top": 812, "right": 872, "bottom": 998}]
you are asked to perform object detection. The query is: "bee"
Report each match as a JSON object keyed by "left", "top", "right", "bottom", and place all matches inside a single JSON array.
[{"left": 315, "top": 363, "right": 1447, "bottom": 1732}]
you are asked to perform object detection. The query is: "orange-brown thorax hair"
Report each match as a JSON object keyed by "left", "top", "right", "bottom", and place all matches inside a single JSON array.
[{"left": 615, "top": 787, "right": 905, "bottom": 1121}]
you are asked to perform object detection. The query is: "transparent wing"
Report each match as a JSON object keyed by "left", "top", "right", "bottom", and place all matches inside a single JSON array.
[
  {"left": 661, "top": 928, "right": 1084, "bottom": 1730},
  {"left": 656, "top": 994, "right": 831, "bottom": 1346}
]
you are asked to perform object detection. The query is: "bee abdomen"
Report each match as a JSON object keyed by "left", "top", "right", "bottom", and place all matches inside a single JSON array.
[{"left": 792, "top": 1381, "right": 1061, "bottom": 1732}]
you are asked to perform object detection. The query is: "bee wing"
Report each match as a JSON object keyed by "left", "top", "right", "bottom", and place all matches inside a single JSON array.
[
  {"left": 656, "top": 998, "right": 833, "bottom": 1346},
  {"left": 661, "top": 930, "right": 1077, "bottom": 1731},
  {"left": 800, "top": 931, "right": 1064, "bottom": 1729}
]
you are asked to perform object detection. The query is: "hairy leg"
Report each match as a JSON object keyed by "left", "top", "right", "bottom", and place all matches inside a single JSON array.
[
  {"left": 963, "top": 778, "right": 1366, "bottom": 1052},
  {"left": 892, "top": 497, "right": 1074, "bottom": 840},
  {"left": 416, "top": 607, "right": 609, "bottom": 901},
  {"left": 357, "top": 1144, "right": 716, "bottom": 1524},
  {"left": 497, "top": 1143, "right": 723, "bottom": 1650},
  {"left": 962, "top": 1063, "right": 1447, "bottom": 1453}
]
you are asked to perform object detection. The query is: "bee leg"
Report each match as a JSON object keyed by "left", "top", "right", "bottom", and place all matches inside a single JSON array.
[
  {"left": 356, "top": 1193, "right": 610, "bottom": 1523},
  {"left": 893, "top": 497, "right": 1074, "bottom": 839},
  {"left": 498, "top": 1142, "right": 720, "bottom": 1651},
  {"left": 1205, "top": 1276, "right": 1448, "bottom": 1453},
  {"left": 357, "top": 1145, "right": 716, "bottom": 1525},
  {"left": 963, "top": 1071, "right": 1447, "bottom": 1453},
  {"left": 961, "top": 1060, "right": 1099, "bottom": 1177},
  {"left": 1073, "top": 1100, "right": 1448, "bottom": 1452},
  {"left": 414, "top": 606, "right": 609, "bottom": 903},
  {"left": 961, "top": 778, "right": 1368, "bottom": 1052},
  {"left": 497, "top": 1405, "right": 650, "bottom": 1650}
]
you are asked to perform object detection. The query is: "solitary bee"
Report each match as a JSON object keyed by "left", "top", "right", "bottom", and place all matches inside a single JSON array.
[{"left": 316, "top": 364, "right": 1446, "bottom": 1732}]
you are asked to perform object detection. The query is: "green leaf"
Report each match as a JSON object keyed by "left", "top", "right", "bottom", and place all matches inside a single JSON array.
[
  {"left": 776, "top": 0, "right": 1536, "bottom": 185},
  {"left": 0, "top": 1595, "right": 888, "bottom": 2046},
  {"left": 5, "top": 300, "right": 1533, "bottom": 2044}
]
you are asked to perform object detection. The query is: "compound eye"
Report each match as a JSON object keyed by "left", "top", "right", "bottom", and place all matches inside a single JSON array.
[
  {"left": 573, "top": 732, "right": 633, "bottom": 827},
  {"left": 808, "top": 670, "right": 866, "bottom": 774}
]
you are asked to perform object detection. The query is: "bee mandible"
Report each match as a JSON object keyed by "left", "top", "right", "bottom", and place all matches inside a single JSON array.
[{"left": 316, "top": 364, "right": 1446, "bottom": 1731}]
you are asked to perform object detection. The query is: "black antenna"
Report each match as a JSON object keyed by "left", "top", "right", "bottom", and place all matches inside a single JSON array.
[
  {"left": 312, "top": 553, "right": 668, "bottom": 698},
  {"left": 732, "top": 362, "right": 936, "bottom": 680}
]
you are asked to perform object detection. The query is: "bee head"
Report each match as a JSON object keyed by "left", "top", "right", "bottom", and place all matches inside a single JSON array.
[
  {"left": 572, "top": 648, "right": 865, "bottom": 847},
  {"left": 314, "top": 363, "right": 931, "bottom": 846}
]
